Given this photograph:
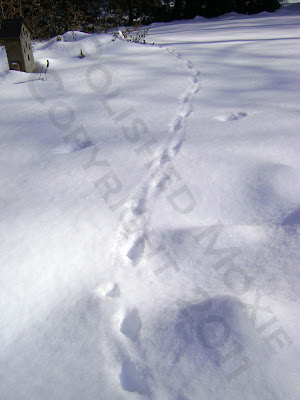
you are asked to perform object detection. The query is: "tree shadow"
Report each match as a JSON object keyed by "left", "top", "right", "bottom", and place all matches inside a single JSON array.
[{"left": 282, "top": 207, "right": 300, "bottom": 226}]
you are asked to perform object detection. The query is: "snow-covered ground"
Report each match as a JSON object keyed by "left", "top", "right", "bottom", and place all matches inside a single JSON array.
[{"left": 0, "top": 3, "right": 299, "bottom": 400}]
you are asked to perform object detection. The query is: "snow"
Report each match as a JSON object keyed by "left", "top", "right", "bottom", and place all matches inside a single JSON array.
[{"left": 0, "top": 3, "right": 299, "bottom": 400}]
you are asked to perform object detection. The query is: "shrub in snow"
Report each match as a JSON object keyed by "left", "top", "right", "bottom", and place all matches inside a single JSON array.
[{"left": 112, "top": 25, "right": 150, "bottom": 44}]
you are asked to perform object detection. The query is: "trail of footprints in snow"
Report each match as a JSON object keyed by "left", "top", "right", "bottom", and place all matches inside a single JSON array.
[
  {"left": 104, "top": 46, "right": 201, "bottom": 394},
  {"left": 165, "top": 48, "right": 201, "bottom": 155},
  {"left": 121, "top": 47, "right": 202, "bottom": 266},
  {"left": 101, "top": 283, "right": 146, "bottom": 393}
]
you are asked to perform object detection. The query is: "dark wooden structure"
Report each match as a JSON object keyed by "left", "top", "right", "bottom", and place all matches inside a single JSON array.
[{"left": 0, "top": 19, "right": 36, "bottom": 72}]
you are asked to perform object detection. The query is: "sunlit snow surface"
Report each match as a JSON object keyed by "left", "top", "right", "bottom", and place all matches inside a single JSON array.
[{"left": 0, "top": 3, "right": 299, "bottom": 400}]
